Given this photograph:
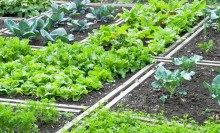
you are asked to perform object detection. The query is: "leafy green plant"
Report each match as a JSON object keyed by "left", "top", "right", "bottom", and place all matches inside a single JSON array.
[
  {"left": 67, "top": 19, "right": 93, "bottom": 32},
  {"left": 86, "top": 5, "right": 115, "bottom": 22},
  {"left": 151, "top": 66, "right": 195, "bottom": 100},
  {"left": 40, "top": 28, "right": 74, "bottom": 43},
  {"left": 198, "top": 40, "right": 215, "bottom": 53},
  {"left": 172, "top": 55, "right": 203, "bottom": 71},
  {"left": 0, "top": 0, "right": 51, "bottom": 17},
  {"left": 204, "top": 6, "right": 220, "bottom": 30},
  {"left": 51, "top": 3, "right": 75, "bottom": 14},
  {"left": 73, "top": 0, "right": 90, "bottom": 14},
  {"left": 44, "top": 12, "right": 70, "bottom": 27},
  {"left": 65, "top": 108, "right": 220, "bottom": 133},
  {"left": 203, "top": 75, "right": 220, "bottom": 105},
  {"left": 0, "top": 37, "right": 31, "bottom": 63},
  {"left": 4, "top": 19, "right": 38, "bottom": 39},
  {"left": 0, "top": 99, "right": 60, "bottom": 133}
]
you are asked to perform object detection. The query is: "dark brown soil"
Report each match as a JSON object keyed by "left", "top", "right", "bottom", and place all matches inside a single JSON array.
[
  {"left": 174, "top": 27, "right": 220, "bottom": 61},
  {"left": 113, "top": 64, "right": 220, "bottom": 124},
  {"left": 0, "top": 20, "right": 4, "bottom": 30}
]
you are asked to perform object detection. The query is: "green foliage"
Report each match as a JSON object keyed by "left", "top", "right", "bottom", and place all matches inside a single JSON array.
[
  {"left": 86, "top": 5, "right": 115, "bottom": 22},
  {"left": 40, "top": 28, "right": 74, "bottom": 43},
  {"left": 65, "top": 108, "right": 220, "bottom": 133},
  {"left": 0, "top": 37, "right": 31, "bottom": 63},
  {"left": 198, "top": 40, "right": 215, "bottom": 53},
  {"left": 172, "top": 55, "right": 203, "bottom": 71},
  {"left": 0, "top": 37, "right": 152, "bottom": 100},
  {"left": 44, "top": 12, "right": 70, "bottom": 27},
  {"left": 0, "top": 99, "right": 60, "bottom": 133},
  {"left": 203, "top": 75, "right": 220, "bottom": 105},
  {"left": 73, "top": 0, "right": 90, "bottom": 14},
  {"left": 204, "top": 6, "right": 220, "bottom": 30},
  {"left": 0, "top": 0, "right": 51, "bottom": 17},
  {"left": 67, "top": 20, "right": 93, "bottom": 32},
  {"left": 4, "top": 19, "right": 38, "bottom": 39},
  {"left": 151, "top": 66, "right": 195, "bottom": 98}
]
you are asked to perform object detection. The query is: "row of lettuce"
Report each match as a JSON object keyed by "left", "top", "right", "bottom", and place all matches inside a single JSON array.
[{"left": 0, "top": 0, "right": 206, "bottom": 101}]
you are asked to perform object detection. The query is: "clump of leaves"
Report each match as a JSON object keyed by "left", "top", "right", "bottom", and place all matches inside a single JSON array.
[
  {"left": 151, "top": 66, "right": 195, "bottom": 103},
  {"left": 67, "top": 19, "right": 93, "bottom": 32},
  {"left": 172, "top": 55, "right": 203, "bottom": 71},
  {"left": 203, "top": 75, "right": 220, "bottom": 105},
  {"left": 44, "top": 12, "right": 70, "bottom": 27},
  {"left": 198, "top": 40, "right": 215, "bottom": 53},
  {"left": 40, "top": 28, "right": 74, "bottom": 43},
  {"left": 86, "top": 5, "right": 115, "bottom": 23},
  {"left": 0, "top": 0, "right": 51, "bottom": 17},
  {"left": 0, "top": 99, "right": 60, "bottom": 133},
  {"left": 204, "top": 6, "right": 220, "bottom": 30},
  {"left": 73, "top": 0, "right": 90, "bottom": 14},
  {"left": 4, "top": 19, "right": 38, "bottom": 39}
]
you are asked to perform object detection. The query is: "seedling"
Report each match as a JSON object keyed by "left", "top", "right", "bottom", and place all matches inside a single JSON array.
[
  {"left": 151, "top": 66, "right": 195, "bottom": 103},
  {"left": 172, "top": 55, "right": 203, "bottom": 71},
  {"left": 198, "top": 40, "right": 215, "bottom": 53},
  {"left": 203, "top": 75, "right": 220, "bottom": 105}
]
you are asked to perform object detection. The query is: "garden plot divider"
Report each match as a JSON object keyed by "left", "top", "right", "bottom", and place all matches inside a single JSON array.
[{"left": 56, "top": 17, "right": 207, "bottom": 133}]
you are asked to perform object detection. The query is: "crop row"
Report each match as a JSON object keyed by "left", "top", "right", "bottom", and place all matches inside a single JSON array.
[
  {"left": 65, "top": 108, "right": 220, "bottom": 133},
  {"left": 0, "top": 0, "right": 206, "bottom": 101},
  {"left": 0, "top": 99, "right": 62, "bottom": 132},
  {"left": 3, "top": 1, "right": 116, "bottom": 44}
]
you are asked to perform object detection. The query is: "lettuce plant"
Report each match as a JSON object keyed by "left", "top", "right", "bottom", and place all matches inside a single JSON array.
[
  {"left": 203, "top": 75, "right": 220, "bottom": 105},
  {"left": 40, "top": 28, "right": 74, "bottom": 43}
]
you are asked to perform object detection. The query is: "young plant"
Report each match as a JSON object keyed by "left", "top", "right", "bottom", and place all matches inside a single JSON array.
[
  {"left": 203, "top": 75, "right": 220, "bottom": 105},
  {"left": 40, "top": 28, "right": 74, "bottom": 43},
  {"left": 204, "top": 6, "right": 220, "bottom": 31},
  {"left": 151, "top": 66, "right": 195, "bottom": 101},
  {"left": 73, "top": 0, "right": 90, "bottom": 14},
  {"left": 67, "top": 19, "right": 93, "bottom": 32},
  {"left": 86, "top": 5, "right": 115, "bottom": 23},
  {"left": 198, "top": 40, "right": 215, "bottom": 53},
  {"left": 4, "top": 19, "right": 38, "bottom": 39},
  {"left": 172, "top": 55, "right": 203, "bottom": 71},
  {"left": 44, "top": 12, "right": 70, "bottom": 27}
]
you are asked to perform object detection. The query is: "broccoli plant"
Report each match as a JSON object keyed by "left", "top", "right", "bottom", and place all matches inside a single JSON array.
[
  {"left": 4, "top": 19, "right": 38, "bottom": 39},
  {"left": 172, "top": 55, "right": 203, "bottom": 71},
  {"left": 203, "top": 75, "right": 220, "bottom": 105},
  {"left": 44, "top": 12, "right": 70, "bottom": 27},
  {"left": 67, "top": 19, "right": 93, "bottom": 32},
  {"left": 151, "top": 66, "right": 195, "bottom": 103},
  {"left": 86, "top": 5, "right": 115, "bottom": 23},
  {"left": 73, "top": 0, "right": 90, "bottom": 14},
  {"left": 40, "top": 28, "right": 74, "bottom": 43},
  {"left": 51, "top": 3, "right": 78, "bottom": 16}
]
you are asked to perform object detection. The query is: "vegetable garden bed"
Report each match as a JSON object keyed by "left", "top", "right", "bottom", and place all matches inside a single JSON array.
[{"left": 1, "top": 0, "right": 216, "bottom": 132}]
